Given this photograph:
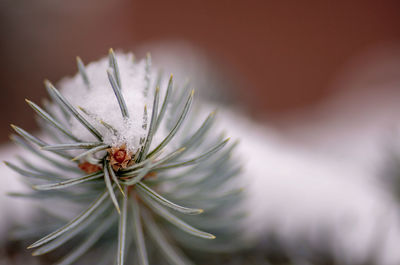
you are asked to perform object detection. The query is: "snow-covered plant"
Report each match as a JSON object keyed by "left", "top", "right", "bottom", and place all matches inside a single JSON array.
[{"left": 6, "top": 49, "right": 243, "bottom": 265}]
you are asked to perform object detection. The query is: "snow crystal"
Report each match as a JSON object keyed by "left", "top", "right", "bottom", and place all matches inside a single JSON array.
[{"left": 57, "top": 52, "right": 165, "bottom": 153}]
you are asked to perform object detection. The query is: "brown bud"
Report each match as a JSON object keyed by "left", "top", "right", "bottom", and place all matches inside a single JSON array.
[
  {"left": 107, "top": 144, "right": 134, "bottom": 171},
  {"left": 78, "top": 162, "right": 102, "bottom": 174}
]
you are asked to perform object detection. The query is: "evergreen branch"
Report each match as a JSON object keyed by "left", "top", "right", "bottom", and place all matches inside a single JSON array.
[
  {"left": 139, "top": 86, "right": 160, "bottom": 162},
  {"left": 182, "top": 111, "right": 215, "bottom": 150},
  {"left": 11, "top": 124, "right": 46, "bottom": 146},
  {"left": 16, "top": 155, "right": 64, "bottom": 178},
  {"left": 120, "top": 159, "right": 152, "bottom": 186},
  {"left": 44, "top": 82, "right": 71, "bottom": 123},
  {"left": 117, "top": 186, "right": 128, "bottom": 265},
  {"left": 78, "top": 106, "right": 119, "bottom": 135},
  {"left": 11, "top": 124, "right": 73, "bottom": 160},
  {"left": 33, "top": 172, "right": 104, "bottom": 191},
  {"left": 135, "top": 182, "right": 203, "bottom": 215},
  {"left": 131, "top": 198, "right": 149, "bottom": 265},
  {"left": 147, "top": 90, "right": 194, "bottom": 158},
  {"left": 25, "top": 99, "right": 79, "bottom": 142},
  {"left": 107, "top": 69, "right": 129, "bottom": 118},
  {"left": 10, "top": 135, "right": 80, "bottom": 172},
  {"left": 32, "top": 201, "right": 112, "bottom": 256},
  {"left": 55, "top": 213, "right": 115, "bottom": 265},
  {"left": 156, "top": 138, "right": 230, "bottom": 171},
  {"left": 45, "top": 80, "right": 103, "bottom": 141},
  {"left": 76, "top": 56, "right": 90, "bottom": 88},
  {"left": 5, "top": 161, "right": 66, "bottom": 181},
  {"left": 143, "top": 210, "right": 194, "bottom": 265},
  {"left": 143, "top": 53, "right": 151, "bottom": 97},
  {"left": 109, "top": 48, "right": 122, "bottom": 89},
  {"left": 71, "top": 144, "right": 109, "bottom": 161},
  {"left": 154, "top": 74, "right": 173, "bottom": 133},
  {"left": 107, "top": 162, "right": 125, "bottom": 197},
  {"left": 120, "top": 147, "right": 184, "bottom": 178},
  {"left": 28, "top": 189, "right": 110, "bottom": 249},
  {"left": 9, "top": 50, "right": 242, "bottom": 265},
  {"left": 42, "top": 142, "right": 104, "bottom": 151},
  {"left": 141, "top": 191, "right": 215, "bottom": 239},
  {"left": 104, "top": 163, "right": 121, "bottom": 214}
]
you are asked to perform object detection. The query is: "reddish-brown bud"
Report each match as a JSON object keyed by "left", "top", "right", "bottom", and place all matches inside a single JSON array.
[
  {"left": 78, "top": 162, "right": 102, "bottom": 174},
  {"left": 107, "top": 144, "right": 134, "bottom": 171}
]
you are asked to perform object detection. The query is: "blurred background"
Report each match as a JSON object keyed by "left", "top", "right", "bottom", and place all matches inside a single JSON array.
[
  {"left": 3, "top": 1, "right": 400, "bottom": 264},
  {"left": 1, "top": 0, "right": 400, "bottom": 143}
]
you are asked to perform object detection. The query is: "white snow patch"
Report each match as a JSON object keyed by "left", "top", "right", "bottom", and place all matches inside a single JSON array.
[{"left": 58, "top": 52, "right": 165, "bottom": 153}]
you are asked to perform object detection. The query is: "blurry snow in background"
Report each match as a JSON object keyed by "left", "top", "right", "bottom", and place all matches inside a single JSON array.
[
  {"left": 241, "top": 44, "right": 400, "bottom": 264},
  {"left": 142, "top": 43, "right": 400, "bottom": 264}
]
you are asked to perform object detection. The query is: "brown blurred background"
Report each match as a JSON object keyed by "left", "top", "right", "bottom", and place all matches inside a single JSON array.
[{"left": 1, "top": 0, "right": 400, "bottom": 144}]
